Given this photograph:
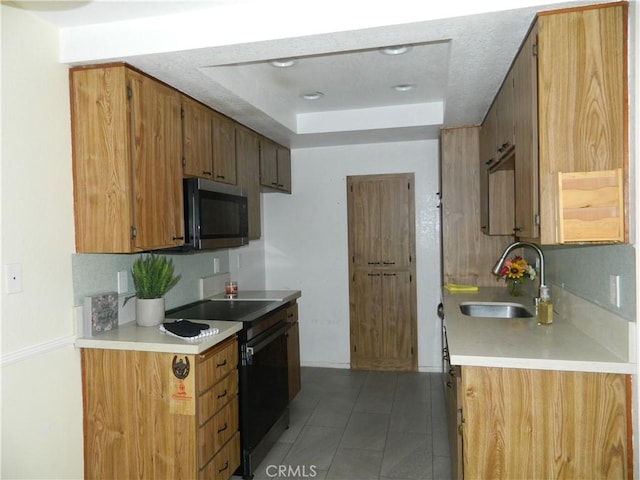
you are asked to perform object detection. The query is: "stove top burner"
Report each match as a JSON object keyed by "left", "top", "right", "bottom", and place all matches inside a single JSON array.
[{"left": 166, "top": 300, "right": 277, "bottom": 322}]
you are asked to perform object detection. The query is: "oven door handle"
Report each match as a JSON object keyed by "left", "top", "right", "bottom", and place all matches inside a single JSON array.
[{"left": 243, "top": 322, "right": 289, "bottom": 365}]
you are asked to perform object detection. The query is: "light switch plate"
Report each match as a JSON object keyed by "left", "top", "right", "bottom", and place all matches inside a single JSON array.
[{"left": 4, "top": 263, "right": 23, "bottom": 294}]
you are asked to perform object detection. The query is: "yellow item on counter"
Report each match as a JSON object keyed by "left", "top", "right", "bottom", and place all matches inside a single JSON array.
[{"left": 444, "top": 283, "right": 479, "bottom": 293}]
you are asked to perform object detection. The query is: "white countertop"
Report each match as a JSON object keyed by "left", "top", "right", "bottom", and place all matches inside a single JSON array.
[
  {"left": 444, "top": 287, "right": 635, "bottom": 374},
  {"left": 75, "top": 320, "right": 242, "bottom": 354},
  {"left": 75, "top": 290, "right": 301, "bottom": 354}
]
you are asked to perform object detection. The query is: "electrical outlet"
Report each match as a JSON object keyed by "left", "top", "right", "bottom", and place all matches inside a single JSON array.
[
  {"left": 609, "top": 274, "right": 621, "bottom": 308},
  {"left": 213, "top": 258, "right": 220, "bottom": 274}
]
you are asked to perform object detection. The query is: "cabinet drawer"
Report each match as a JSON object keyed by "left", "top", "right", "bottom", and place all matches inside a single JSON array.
[
  {"left": 199, "top": 432, "right": 241, "bottom": 480},
  {"left": 198, "top": 370, "right": 238, "bottom": 425},
  {"left": 198, "top": 398, "right": 239, "bottom": 468},
  {"left": 197, "top": 337, "right": 238, "bottom": 392}
]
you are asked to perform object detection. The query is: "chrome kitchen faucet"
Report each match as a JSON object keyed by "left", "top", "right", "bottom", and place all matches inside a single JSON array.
[{"left": 492, "top": 241, "right": 546, "bottom": 304}]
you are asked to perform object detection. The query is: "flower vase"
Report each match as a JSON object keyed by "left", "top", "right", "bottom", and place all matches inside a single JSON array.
[{"left": 507, "top": 280, "right": 522, "bottom": 297}]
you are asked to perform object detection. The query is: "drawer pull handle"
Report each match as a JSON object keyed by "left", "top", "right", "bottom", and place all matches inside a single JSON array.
[
  {"left": 217, "top": 389, "right": 228, "bottom": 399},
  {"left": 217, "top": 422, "right": 228, "bottom": 433},
  {"left": 218, "top": 461, "right": 229, "bottom": 473},
  {"left": 216, "top": 359, "right": 227, "bottom": 368}
]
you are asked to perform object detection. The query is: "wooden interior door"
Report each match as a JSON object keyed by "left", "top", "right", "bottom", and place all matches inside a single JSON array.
[{"left": 347, "top": 173, "right": 417, "bottom": 371}]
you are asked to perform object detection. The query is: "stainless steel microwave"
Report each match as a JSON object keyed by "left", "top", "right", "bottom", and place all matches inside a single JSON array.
[{"left": 183, "top": 178, "right": 249, "bottom": 250}]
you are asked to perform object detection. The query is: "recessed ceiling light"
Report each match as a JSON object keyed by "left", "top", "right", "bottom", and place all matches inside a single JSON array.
[
  {"left": 270, "top": 59, "right": 297, "bottom": 68},
  {"left": 393, "top": 84, "right": 415, "bottom": 92},
  {"left": 302, "top": 92, "right": 324, "bottom": 100},
  {"left": 380, "top": 45, "right": 411, "bottom": 55}
]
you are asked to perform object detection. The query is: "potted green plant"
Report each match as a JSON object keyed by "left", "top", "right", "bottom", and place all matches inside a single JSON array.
[{"left": 125, "top": 253, "right": 181, "bottom": 327}]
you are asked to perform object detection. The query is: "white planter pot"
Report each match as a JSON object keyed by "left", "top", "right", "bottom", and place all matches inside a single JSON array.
[{"left": 135, "top": 297, "right": 165, "bottom": 327}]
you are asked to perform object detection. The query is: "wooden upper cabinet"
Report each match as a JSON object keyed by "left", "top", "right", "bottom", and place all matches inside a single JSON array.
[
  {"left": 259, "top": 137, "right": 292, "bottom": 193},
  {"left": 494, "top": 69, "right": 515, "bottom": 159},
  {"left": 348, "top": 175, "right": 413, "bottom": 269},
  {"left": 512, "top": 22, "right": 539, "bottom": 240},
  {"left": 536, "top": 3, "right": 627, "bottom": 244},
  {"left": 478, "top": 3, "right": 627, "bottom": 245},
  {"left": 212, "top": 113, "right": 237, "bottom": 185},
  {"left": 182, "top": 97, "right": 237, "bottom": 186},
  {"left": 71, "top": 64, "right": 184, "bottom": 253},
  {"left": 182, "top": 95, "right": 214, "bottom": 179},
  {"left": 235, "top": 125, "right": 261, "bottom": 239}
]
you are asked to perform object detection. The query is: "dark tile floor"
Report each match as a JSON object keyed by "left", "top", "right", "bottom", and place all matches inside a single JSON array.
[{"left": 236, "top": 367, "right": 451, "bottom": 480}]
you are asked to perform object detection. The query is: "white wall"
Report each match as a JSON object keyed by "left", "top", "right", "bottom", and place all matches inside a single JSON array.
[
  {"left": 262, "top": 141, "right": 443, "bottom": 371},
  {"left": 0, "top": 6, "right": 83, "bottom": 478}
]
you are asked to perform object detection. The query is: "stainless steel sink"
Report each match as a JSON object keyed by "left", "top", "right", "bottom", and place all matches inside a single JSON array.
[{"left": 459, "top": 302, "right": 533, "bottom": 318}]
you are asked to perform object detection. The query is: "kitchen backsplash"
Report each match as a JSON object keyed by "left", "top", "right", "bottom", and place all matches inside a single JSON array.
[
  {"left": 72, "top": 251, "right": 231, "bottom": 310},
  {"left": 543, "top": 243, "right": 636, "bottom": 322}
]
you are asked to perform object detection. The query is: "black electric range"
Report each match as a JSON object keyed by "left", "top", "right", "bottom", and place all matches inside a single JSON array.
[
  {"left": 166, "top": 299, "right": 287, "bottom": 339},
  {"left": 166, "top": 298, "right": 291, "bottom": 479}
]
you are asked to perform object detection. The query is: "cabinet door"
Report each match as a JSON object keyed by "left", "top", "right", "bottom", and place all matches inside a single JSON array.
[
  {"left": 379, "top": 176, "right": 413, "bottom": 268},
  {"left": 259, "top": 137, "right": 279, "bottom": 188},
  {"left": 478, "top": 105, "right": 497, "bottom": 234},
  {"left": 381, "top": 271, "right": 413, "bottom": 366},
  {"left": 182, "top": 96, "right": 214, "bottom": 179},
  {"left": 276, "top": 146, "right": 292, "bottom": 193},
  {"left": 350, "top": 271, "right": 383, "bottom": 367},
  {"left": 236, "top": 126, "right": 261, "bottom": 239},
  {"left": 495, "top": 69, "right": 515, "bottom": 157},
  {"left": 537, "top": 4, "right": 627, "bottom": 244},
  {"left": 71, "top": 65, "right": 134, "bottom": 253},
  {"left": 461, "top": 367, "right": 629, "bottom": 479},
  {"left": 212, "top": 113, "right": 237, "bottom": 185},
  {"left": 128, "top": 70, "right": 184, "bottom": 250},
  {"left": 513, "top": 22, "right": 539, "bottom": 239},
  {"left": 347, "top": 178, "right": 382, "bottom": 266}
]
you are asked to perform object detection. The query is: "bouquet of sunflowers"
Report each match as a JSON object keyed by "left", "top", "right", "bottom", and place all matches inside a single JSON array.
[{"left": 497, "top": 256, "right": 536, "bottom": 296}]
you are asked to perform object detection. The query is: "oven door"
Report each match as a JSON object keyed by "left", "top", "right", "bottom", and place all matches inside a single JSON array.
[{"left": 240, "top": 321, "right": 290, "bottom": 450}]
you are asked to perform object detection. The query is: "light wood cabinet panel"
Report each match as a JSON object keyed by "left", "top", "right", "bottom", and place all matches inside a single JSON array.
[
  {"left": 70, "top": 64, "right": 184, "bottom": 253},
  {"left": 347, "top": 173, "right": 416, "bottom": 372},
  {"left": 478, "top": 103, "right": 496, "bottom": 234},
  {"left": 348, "top": 175, "right": 413, "bottom": 269},
  {"left": 212, "top": 113, "right": 237, "bottom": 185},
  {"left": 182, "top": 95, "right": 214, "bottom": 179},
  {"left": 70, "top": 66, "right": 133, "bottom": 252},
  {"left": 512, "top": 22, "right": 540, "bottom": 239},
  {"left": 236, "top": 126, "right": 262, "bottom": 239},
  {"left": 81, "top": 336, "right": 240, "bottom": 480},
  {"left": 128, "top": 70, "right": 185, "bottom": 250},
  {"left": 494, "top": 69, "right": 515, "bottom": 158},
  {"left": 461, "top": 366, "right": 630, "bottom": 479},
  {"left": 536, "top": 3, "right": 627, "bottom": 244},
  {"left": 441, "top": 127, "right": 512, "bottom": 286}
]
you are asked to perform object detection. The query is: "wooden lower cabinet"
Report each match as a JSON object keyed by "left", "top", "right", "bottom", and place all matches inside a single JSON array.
[
  {"left": 81, "top": 336, "right": 240, "bottom": 480},
  {"left": 451, "top": 366, "right": 631, "bottom": 479}
]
